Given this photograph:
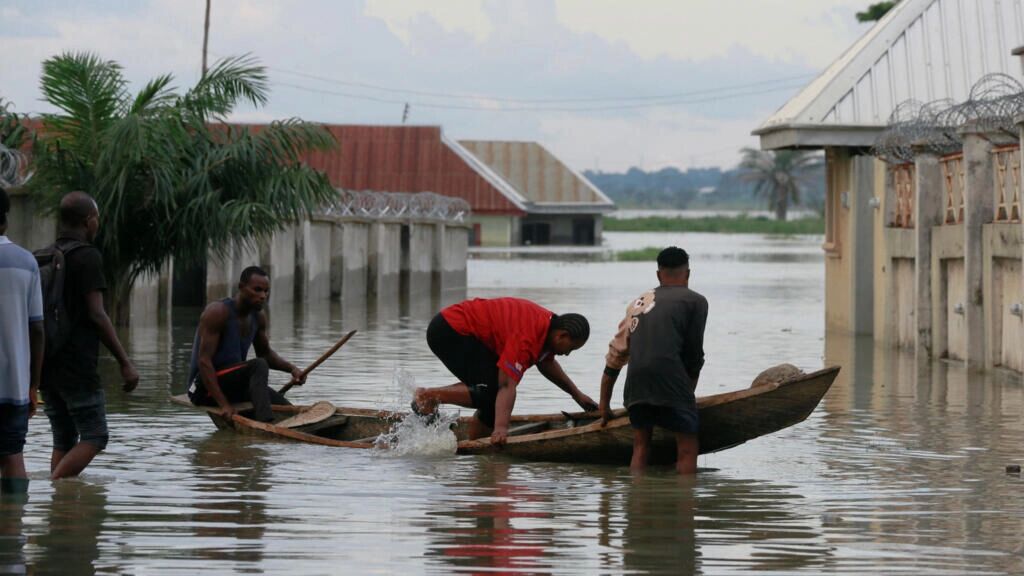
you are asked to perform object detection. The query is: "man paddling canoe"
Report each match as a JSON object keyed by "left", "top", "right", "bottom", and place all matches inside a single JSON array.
[
  {"left": 187, "top": 266, "right": 306, "bottom": 422},
  {"left": 413, "top": 297, "right": 598, "bottom": 446}
]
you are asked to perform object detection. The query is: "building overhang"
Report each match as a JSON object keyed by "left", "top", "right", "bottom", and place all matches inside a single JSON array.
[
  {"left": 525, "top": 203, "right": 616, "bottom": 216},
  {"left": 753, "top": 123, "right": 885, "bottom": 150}
]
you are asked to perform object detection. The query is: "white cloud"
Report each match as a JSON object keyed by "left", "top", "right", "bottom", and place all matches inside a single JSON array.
[
  {"left": 535, "top": 108, "right": 771, "bottom": 172},
  {"left": 362, "top": 0, "right": 493, "bottom": 44},
  {"left": 554, "top": 0, "right": 866, "bottom": 67}
]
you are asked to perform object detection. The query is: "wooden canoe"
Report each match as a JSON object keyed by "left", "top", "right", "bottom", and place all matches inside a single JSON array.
[{"left": 170, "top": 365, "right": 839, "bottom": 465}]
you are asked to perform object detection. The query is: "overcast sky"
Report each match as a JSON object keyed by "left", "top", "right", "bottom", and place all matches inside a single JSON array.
[{"left": 1, "top": 0, "right": 875, "bottom": 172}]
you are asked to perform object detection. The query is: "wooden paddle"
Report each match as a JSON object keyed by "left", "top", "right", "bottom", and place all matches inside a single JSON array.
[{"left": 277, "top": 329, "right": 357, "bottom": 396}]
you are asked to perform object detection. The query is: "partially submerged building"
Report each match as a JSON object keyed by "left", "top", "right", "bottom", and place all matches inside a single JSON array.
[
  {"left": 755, "top": 0, "right": 1024, "bottom": 373},
  {"left": 459, "top": 140, "right": 615, "bottom": 246},
  {"left": 295, "top": 126, "right": 613, "bottom": 247}
]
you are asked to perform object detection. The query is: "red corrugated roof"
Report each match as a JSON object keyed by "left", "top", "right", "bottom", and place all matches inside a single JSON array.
[
  {"left": 21, "top": 120, "right": 524, "bottom": 215},
  {"left": 284, "top": 124, "right": 523, "bottom": 215}
]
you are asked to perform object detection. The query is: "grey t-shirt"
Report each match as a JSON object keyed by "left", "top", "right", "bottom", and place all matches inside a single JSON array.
[{"left": 606, "top": 285, "right": 708, "bottom": 409}]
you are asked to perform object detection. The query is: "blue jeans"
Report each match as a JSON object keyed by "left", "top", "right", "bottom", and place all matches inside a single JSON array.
[{"left": 41, "top": 386, "right": 108, "bottom": 452}]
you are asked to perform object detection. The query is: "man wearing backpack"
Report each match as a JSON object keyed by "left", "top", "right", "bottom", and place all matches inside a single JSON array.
[
  {"left": 0, "top": 187, "right": 45, "bottom": 494},
  {"left": 37, "top": 191, "right": 139, "bottom": 480}
]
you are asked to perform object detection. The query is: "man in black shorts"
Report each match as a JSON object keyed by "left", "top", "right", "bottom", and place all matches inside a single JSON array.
[
  {"left": 413, "top": 297, "right": 598, "bottom": 446},
  {"left": 40, "top": 192, "right": 140, "bottom": 480},
  {"left": 599, "top": 247, "right": 708, "bottom": 474}
]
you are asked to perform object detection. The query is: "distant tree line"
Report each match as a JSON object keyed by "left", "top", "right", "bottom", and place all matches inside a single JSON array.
[{"left": 584, "top": 154, "right": 825, "bottom": 218}]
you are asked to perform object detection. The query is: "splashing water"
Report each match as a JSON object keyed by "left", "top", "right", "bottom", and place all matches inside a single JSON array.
[{"left": 373, "top": 369, "right": 459, "bottom": 456}]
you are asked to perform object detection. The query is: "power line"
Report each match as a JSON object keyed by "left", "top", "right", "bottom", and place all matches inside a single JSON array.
[
  {"left": 207, "top": 49, "right": 815, "bottom": 105},
  {"left": 273, "top": 80, "right": 808, "bottom": 112},
  {"left": 265, "top": 65, "right": 817, "bottom": 104}
]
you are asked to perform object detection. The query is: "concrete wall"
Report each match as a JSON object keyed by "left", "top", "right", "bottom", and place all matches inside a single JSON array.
[
  {"left": 206, "top": 241, "right": 262, "bottom": 301},
  {"left": 368, "top": 221, "right": 402, "bottom": 300},
  {"left": 129, "top": 263, "right": 172, "bottom": 327},
  {"left": 4, "top": 191, "right": 56, "bottom": 251},
  {"left": 931, "top": 224, "right": 966, "bottom": 360},
  {"left": 434, "top": 223, "right": 469, "bottom": 294},
  {"left": 469, "top": 215, "right": 516, "bottom": 247},
  {"left": 330, "top": 219, "right": 369, "bottom": 302},
  {"left": 402, "top": 222, "right": 435, "bottom": 298},
  {"left": 823, "top": 150, "right": 876, "bottom": 335},
  {"left": 297, "top": 219, "right": 333, "bottom": 302},
  {"left": 982, "top": 224, "right": 1023, "bottom": 372}
]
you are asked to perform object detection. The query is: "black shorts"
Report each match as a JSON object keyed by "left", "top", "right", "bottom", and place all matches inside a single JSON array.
[
  {"left": 628, "top": 403, "right": 699, "bottom": 435},
  {"left": 427, "top": 313, "right": 500, "bottom": 428},
  {"left": 0, "top": 404, "right": 31, "bottom": 457},
  {"left": 41, "top": 386, "right": 109, "bottom": 452}
]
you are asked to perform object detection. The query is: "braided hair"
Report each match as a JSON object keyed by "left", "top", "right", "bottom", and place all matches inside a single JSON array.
[{"left": 551, "top": 313, "right": 590, "bottom": 343}]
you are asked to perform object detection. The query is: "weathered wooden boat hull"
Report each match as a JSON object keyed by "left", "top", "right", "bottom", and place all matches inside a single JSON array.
[
  {"left": 459, "top": 366, "right": 840, "bottom": 465},
  {"left": 170, "top": 366, "right": 839, "bottom": 466}
]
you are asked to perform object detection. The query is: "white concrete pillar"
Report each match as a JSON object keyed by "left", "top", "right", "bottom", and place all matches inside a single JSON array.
[
  {"left": 368, "top": 221, "right": 401, "bottom": 300},
  {"left": 849, "top": 155, "right": 876, "bottom": 336},
  {"left": 913, "top": 148, "right": 943, "bottom": 357},
  {"left": 433, "top": 223, "right": 469, "bottom": 295},
  {"left": 961, "top": 127, "right": 995, "bottom": 370},
  {"left": 296, "top": 218, "right": 332, "bottom": 302},
  {"left": 4, "top": 189, "right": 55, "bottom": 250},
  {"left": 263, "top": 224, "right": 297, "bottom": 308},
  {"left": 401, "top": 222, "right": 435, "bottom": 299},
  {"left": 330, "top": 219, "right": 369, "bottom": 302}
]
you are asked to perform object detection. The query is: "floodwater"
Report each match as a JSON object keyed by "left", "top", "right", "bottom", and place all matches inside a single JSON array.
[{"left": 3, "top": 231, "right": 1024, "bottom": 575}]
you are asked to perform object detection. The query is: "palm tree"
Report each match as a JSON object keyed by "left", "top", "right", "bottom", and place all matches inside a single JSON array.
[
  {"left": 738, "top": 148, "right": 823, "bottom": 221},
  {"left": 22, "top": 52, "right": 338, "bottom": 323}
]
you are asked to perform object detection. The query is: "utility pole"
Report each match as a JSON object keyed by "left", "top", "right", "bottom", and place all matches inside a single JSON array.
[
  {"left": 201, "top": 0, "right": 211, "bottom": 75},
  {"left": 402, "top": 103, "right": 410, "bottom": 124}
]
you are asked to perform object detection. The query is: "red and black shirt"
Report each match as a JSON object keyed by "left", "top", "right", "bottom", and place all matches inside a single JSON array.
[{"left": 441, "top": 297, "right": 553, "bottom": 383}]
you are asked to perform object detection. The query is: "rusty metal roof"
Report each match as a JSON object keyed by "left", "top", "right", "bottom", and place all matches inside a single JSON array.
[
  {"left": 235, "top": 124, "right": 526, "bottom": 215},
  {"left": 459, "top": 140, "right": 614, "bottom": 214}
]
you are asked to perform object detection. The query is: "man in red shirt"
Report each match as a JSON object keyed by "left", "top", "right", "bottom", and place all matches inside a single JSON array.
[{"left": 413, "top": 297, "right": 598, "bottom": 445}]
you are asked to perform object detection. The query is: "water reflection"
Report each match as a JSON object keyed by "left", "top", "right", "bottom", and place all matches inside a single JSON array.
[
  {"left": 187, "top": 434, "right": 271, "bottom": 570},
  {"left": 424, "top": 460, "right": 556, "bottom": 573},
  {"left": 617, "top": 475, "right": 698, "bottom": 574},
  {"left": 0, "top": 494, "right": 29, "bottom": 574},
  {"left": 818, "top": 333, "right": 1024, "bottom": 574},
  {"left": 32, "top": 482, "right": 109, "bottom": 576}
]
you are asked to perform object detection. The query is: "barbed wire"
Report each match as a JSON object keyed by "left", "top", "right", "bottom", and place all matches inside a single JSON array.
[
  {"left": 0, "top": 144, "right": 32, "bottom": 189},
  {"left": 322, "top": 190, "right": 471, "bottom": 222},
  {"left": 873, "top": 74, "right": 1024, "bottom": 163}
]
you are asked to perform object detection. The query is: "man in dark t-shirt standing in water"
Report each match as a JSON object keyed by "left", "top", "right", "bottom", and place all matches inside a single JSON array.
[
  {"left": 41, "top": 191, "right": 140, "bottom": 480},
  {"left": 187, "top": 266, "right": 305, "bottom": 422},
  {"left": 413, "top": 297, "right": 598, "bottom": 446},
  {"left": 599, "top": 247, "right": 708, "bottom": 474}
]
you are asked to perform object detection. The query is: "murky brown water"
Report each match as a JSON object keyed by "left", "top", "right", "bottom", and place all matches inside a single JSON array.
[{"left": 2, "top": 231, "right": 1023, "bottom": 575}]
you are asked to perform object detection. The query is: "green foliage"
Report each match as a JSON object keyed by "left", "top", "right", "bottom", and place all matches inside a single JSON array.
[
  {"left": 605, "top": 215, "right": 825, "bottom": 235},
  {"left": 584, "top": 163, "right": 826, "bottom": 212},
  {"left": 24, "top": 52, "right": 338, "bottom": 317},
  {"left": 856, "top": 1, "right": 899, "bottom": 22},
  {"left": 737, "top": 148, "right": 823, "bottom": 221},
  {"left": 0, "top": 99, "right": 29, "bottom": 150}
]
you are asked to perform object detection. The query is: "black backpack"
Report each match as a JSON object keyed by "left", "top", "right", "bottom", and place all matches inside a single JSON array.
[{"left": 34, "top": 240, "right": 88, "bottom": 358}]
